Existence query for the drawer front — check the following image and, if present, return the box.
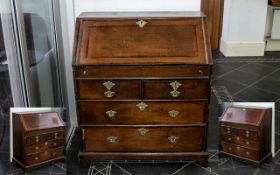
[26,131,64,146]
[221,126,258,141]
[143,80,209,99]
[25,147,63,166]
[75,65,210,78]
[83,126,205,152]
[221,142,259,161]
[25,139,64,155]
[78,101,207,125]
[221,134,258,149]
[77,80,141,99]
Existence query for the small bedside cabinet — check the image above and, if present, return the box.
[13,112,65,170]
[220,106,272,166]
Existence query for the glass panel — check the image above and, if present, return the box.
[17,0,62,107]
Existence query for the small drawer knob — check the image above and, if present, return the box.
[106,110,117,118]
[246,131,250,137]
[82,70,87,75]
[35,146,39,150]
[246,151,250,155]
[54,132,58,139]
[44,151,48,155]
[228,147,232,151]
[53,142,57,146]
[246,141,250,145]
[53,152,57,156]
[168,136,179,143]
[138,128,149,136]
[107,136,118,143]
[198,70,203,74]
[45,141,49,145]
[236,136,240,141]
[237,146,240,150]
[227,137,232,141]
[35,157,39,160]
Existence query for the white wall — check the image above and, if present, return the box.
[220,0,268,56]
[74,0,201,17]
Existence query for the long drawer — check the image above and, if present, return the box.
[221,142,259,161]
[25,147,63,166]
[78,101,207,125]
[220,134,258,149]
[82,126,206,152]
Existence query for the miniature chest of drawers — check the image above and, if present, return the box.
[13,112,65,170]
[220,106,272,165]
[72,12,212,167]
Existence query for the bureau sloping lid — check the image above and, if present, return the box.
[220,106,269,126]
[73,12,212,66]
[17,112,64,131]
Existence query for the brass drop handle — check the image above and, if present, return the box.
[35,136,39,142]
[136,19,147,28]
[246,131,250,137]
[104,90,115,98]
[103,81,116,98]
[138,128,149,136]
[168,110,180,118]
[107,136,118,143]
[227,128,231,134]
[136,102,148,111]
[170,90,181,98]
[106,110,117,118]
[168,136,179,143]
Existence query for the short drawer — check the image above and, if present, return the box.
[76,80,141,99]
[221,142,259,161]
[221,134,258,149]
[143,79,209,99]
[25,131,64,146]
[25,139,64,155]
[74,65,210,78]
[82,126,206,152]
[25,147,63,166]
[78,101,207,125]
[220,126,258,141]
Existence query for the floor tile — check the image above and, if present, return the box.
[234,87,280,102]
[220,70,263,86]
[211,64,234,79]
[267,69,280,81]
[238,63,276,76]
[253,78,280,95]
[212,78,247,94]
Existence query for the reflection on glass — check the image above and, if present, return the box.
[19,0,61,107]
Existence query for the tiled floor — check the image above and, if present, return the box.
[67,52,280,175]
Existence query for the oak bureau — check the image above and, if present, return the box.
[13,112,65,170]
[72,12,212,167]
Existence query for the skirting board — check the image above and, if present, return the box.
[265,39,280,51]
[220,38,265,57]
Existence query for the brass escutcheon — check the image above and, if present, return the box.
[136,102,148,111]
[107,136,118,143]
[106,110,117,118]
[170,90,181,98]
[104,90,115,98]
[170,81,182,90]
[138,128,149,136]
[103,81,115,90]
[168,136,179,143]
[168,110,180,118]
[136,19,147,28]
